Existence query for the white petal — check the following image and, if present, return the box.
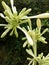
[10,0,17,13]
[10,0,13,7]
[10,0,14,12]
[14,6,16,12]
[0,24,7,26]
[0,13,5,18]
[13,6,17,13]
[35,13,49,18]
[17,26,33,46]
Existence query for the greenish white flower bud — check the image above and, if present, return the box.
[36,19,41,29]
[19,8,26,15]
[2,1,11,12]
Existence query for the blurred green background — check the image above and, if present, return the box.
[0,0,49,65]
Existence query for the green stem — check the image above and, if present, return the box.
[33,40,37,65]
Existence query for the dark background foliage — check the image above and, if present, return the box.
[0,0,49,65]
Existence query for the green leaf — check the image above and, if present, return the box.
[22,37,26,40]
[38,36,47,44]
[14,28,18,37]
[1,27,12,38]
[10,30,13,36]
[26,49,34,57]
[23,41,27,48]
[41,28,48,35]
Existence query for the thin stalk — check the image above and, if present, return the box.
[33,40,37,65]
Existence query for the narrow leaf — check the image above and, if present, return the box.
[1,27,11,38]
[23,41,27,47]
[41,28,48,35]
[14,28,18,37]
[0,13,5,18]
[26,49,34,57]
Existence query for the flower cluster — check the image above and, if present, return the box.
[0,0,49,65]
[22,19,48,48]
[0,0,31,38]
[27,49,49,65]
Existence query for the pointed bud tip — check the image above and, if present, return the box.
[1,35,4,38]
[2,1,5,6]
[29,8,32,11]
